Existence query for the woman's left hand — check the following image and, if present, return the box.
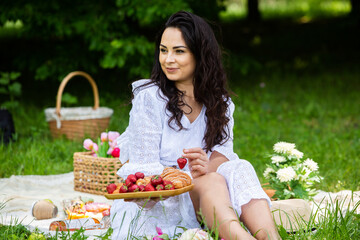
[182,147,209,179]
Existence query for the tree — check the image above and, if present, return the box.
[247,0,261,22]
[0,0,224,86]
[350,0,360,16]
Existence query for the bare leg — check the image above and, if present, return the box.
[190,172,255,240]
[241,199,281,240]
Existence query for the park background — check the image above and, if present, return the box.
[0,0,359,224]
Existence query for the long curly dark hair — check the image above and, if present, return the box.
[141,11,230,152]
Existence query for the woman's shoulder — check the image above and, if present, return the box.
[132,79,166,103]
[132,79,155,93]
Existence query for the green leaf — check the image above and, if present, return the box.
[8,82,22,96]
[0,72,9,80]
[61,93,78,105]
[0,87,7,94]
[0,78,9,85]
[110,39,124,49]
[101,53,117,68]
[9,72,21,80]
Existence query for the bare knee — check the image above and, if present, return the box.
[193,172,226,193]
[190,172,227,213]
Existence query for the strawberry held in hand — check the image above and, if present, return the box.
[177,157,187,169]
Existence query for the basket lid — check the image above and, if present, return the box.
[45,107,113,129]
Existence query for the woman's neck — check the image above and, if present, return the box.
[175,82,195,98]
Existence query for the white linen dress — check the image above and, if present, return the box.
[110,79,270,239]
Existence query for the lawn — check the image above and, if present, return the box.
[1,0,359,239]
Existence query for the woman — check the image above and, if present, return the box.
[111,11,280,240]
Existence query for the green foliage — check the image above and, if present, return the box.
[0,0,192,83]
[276,199,360,239]
[263,142,322,200]
[220,0,351,21]
[0,224,31,240]
[61,93,78,107]
[0,72,22,109]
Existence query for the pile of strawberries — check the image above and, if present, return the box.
[106,172,174,194]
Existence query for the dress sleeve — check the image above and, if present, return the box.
[211,98,238,161]
[116,85,164,178]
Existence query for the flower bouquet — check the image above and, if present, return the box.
[263,142,322,200]
[73,131,125,195]
[83,131,120,158]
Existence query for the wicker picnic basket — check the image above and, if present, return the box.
[44,71,113,140]
[73,152,125,195]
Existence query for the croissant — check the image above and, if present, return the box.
[161,167,178,178]
[162,168,192,189]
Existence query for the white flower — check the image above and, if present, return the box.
[179,228,213,240]
[276,167,296,182]
[263,167,275,178]
[289,149,304,159]
[304,158,319,171]
[271,155,287,164]
[273,142,296,154]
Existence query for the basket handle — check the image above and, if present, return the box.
[55,71,100,116]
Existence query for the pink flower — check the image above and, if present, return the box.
[100,132,108,142]
[156,227,163,235]
[108,131,120,143]
[152,227,169,240]
[92,143,98,152]
[83,139,94,151]
[108,140,117,149]
[107,147,114,155]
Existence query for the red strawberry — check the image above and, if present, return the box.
[111,147,120,158]
[138,185,145,191]
[177,157,187,169]
[156,184,164,191]
[106,183,117,194]
[128,184,140,192]
[127,174,137,183]
[120,185,128,193]
[144,183,155,192]
[125,178,133,187]
[135,172,145,179]
[163,180,175,190]
[151,175,163,186]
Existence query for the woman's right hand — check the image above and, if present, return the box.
[182,147,210,179]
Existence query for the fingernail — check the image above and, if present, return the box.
[183,149,188,153]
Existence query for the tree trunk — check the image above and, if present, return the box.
[350,0,360,16]
[247,0,261,22]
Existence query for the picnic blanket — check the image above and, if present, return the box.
[0,172,113,238]
[1,172,359,237]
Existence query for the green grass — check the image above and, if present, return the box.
[229,69,360,192]
[0,68,359,192]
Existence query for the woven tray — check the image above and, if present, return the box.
[73,152,124,195]
[45,71,113,140]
